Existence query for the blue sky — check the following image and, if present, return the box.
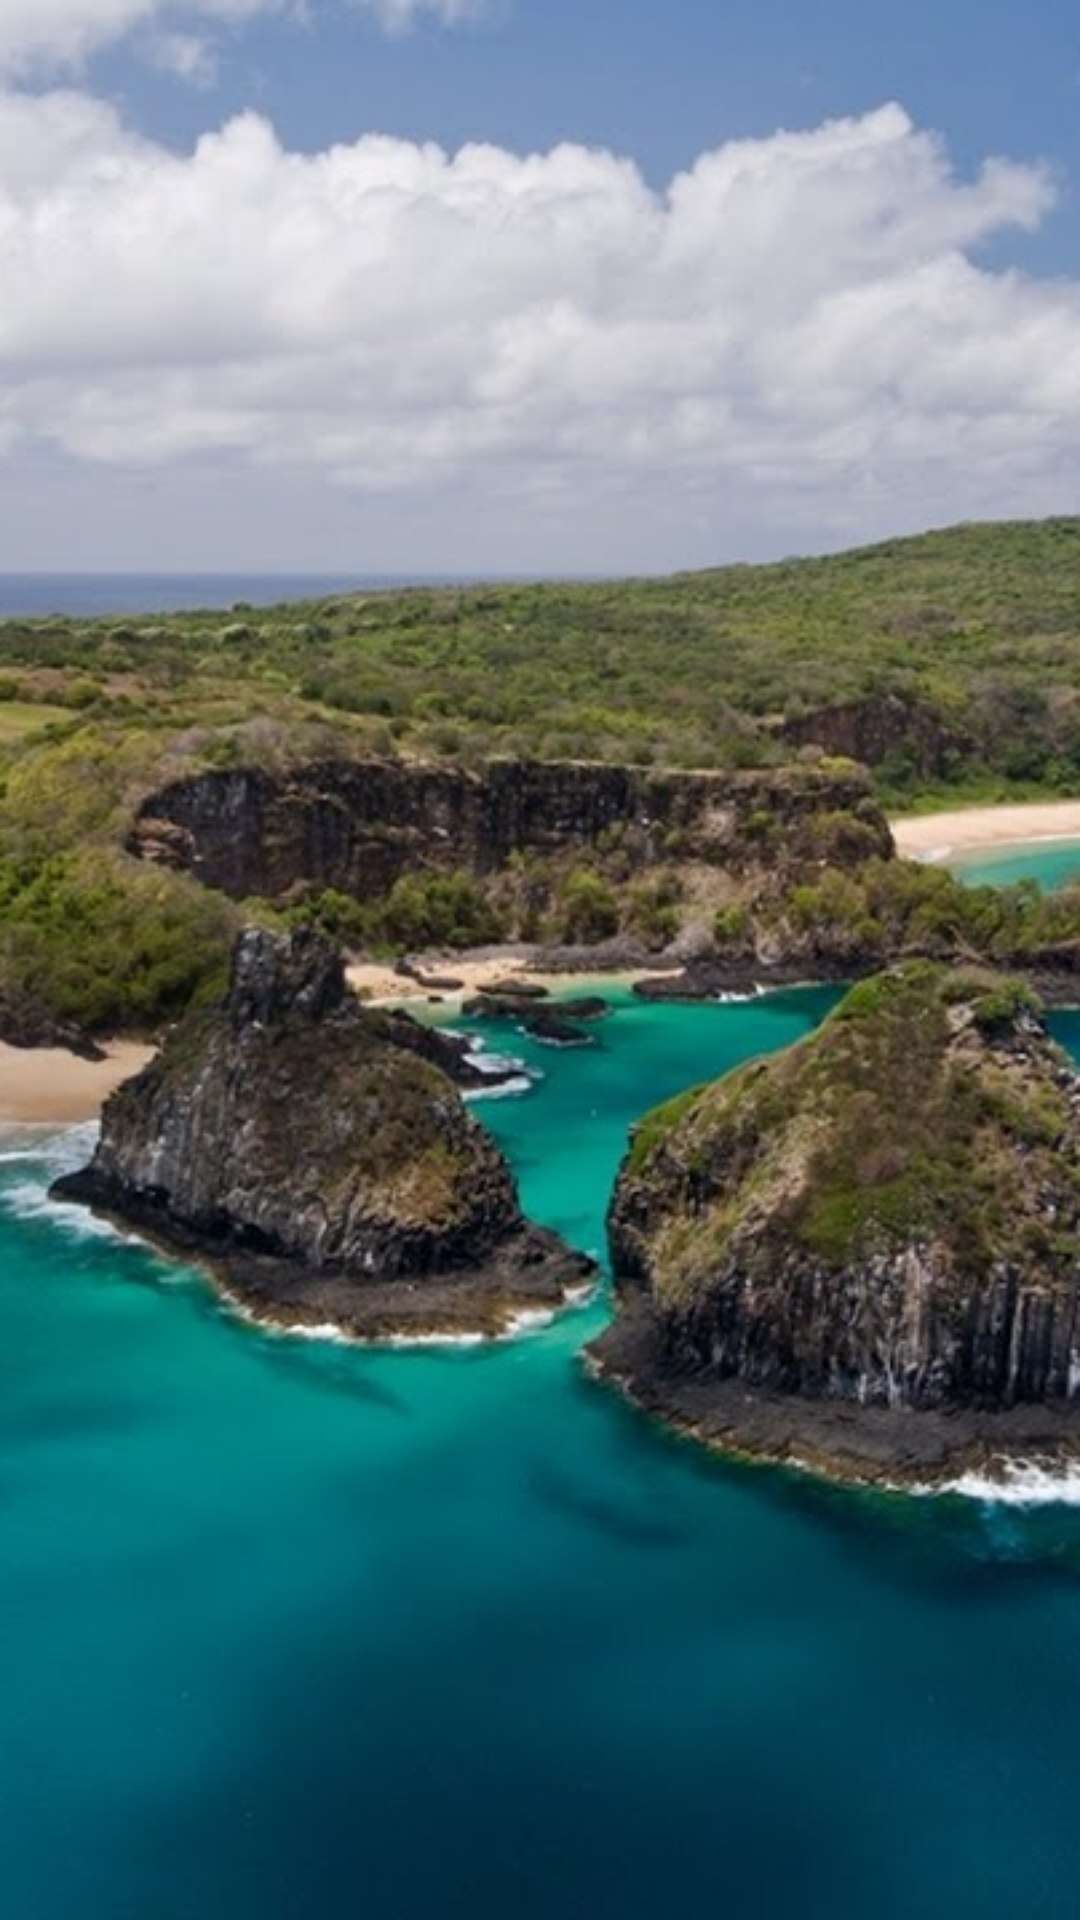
[1,0,1078,572]
[93,0,1080,262]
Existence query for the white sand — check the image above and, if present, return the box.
[891,801,1080,862]
[346,953,671,1007]
[0,1041,155,1126]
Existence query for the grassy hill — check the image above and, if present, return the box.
[4,516,1080,1042]
[2,517,1080,801]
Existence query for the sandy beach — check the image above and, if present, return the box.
[891,801,1080,862]
[0,1041,155,1126]
[346,952,672,1007]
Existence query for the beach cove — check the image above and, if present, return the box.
[6,979,1080,1919]
[3,825,1080,1913]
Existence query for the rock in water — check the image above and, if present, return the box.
[54,928,593,1341]
[590,964,1080,1485]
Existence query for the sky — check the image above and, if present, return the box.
[1,0,1079,574]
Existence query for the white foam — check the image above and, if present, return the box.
[502,1306,557,1337]
[384,1328,488,1350]
[222,1281,594,1352]
[0,1180,129,1242]
[0,1122,128,1243]
[914,845,953,865]
[936,1459,1080,1507]
[463,1075,534,1102]
[714,986,766,1004]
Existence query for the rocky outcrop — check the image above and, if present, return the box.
[129,757,893,901]
[53,928,593,1340]
[775,693,972,779]
[0,985,105,1061]
[590,965,1080,1484]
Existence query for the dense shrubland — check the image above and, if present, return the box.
[4,518,1080,1039]
[2,518,1080,791]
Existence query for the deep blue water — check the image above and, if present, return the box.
[0,574,479,617]
[5,985,1080,1919]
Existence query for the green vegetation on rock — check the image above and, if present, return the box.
[6,517,1080,1041]
[619,963,1077,1293]
[2,518,1080,786]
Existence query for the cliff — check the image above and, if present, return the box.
[590,964,1080,1484]
[129,757,892,901]
[53,928,593,1340]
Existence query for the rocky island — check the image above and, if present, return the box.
[590,963,1080,1485]
[53,928,594,1341]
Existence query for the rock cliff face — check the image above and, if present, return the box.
[590,965,1080,1483]
[53,928,593,1339]
[129,758,892,901]
[775,693,971,779]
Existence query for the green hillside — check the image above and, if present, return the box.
[2,516,1080,799]
[4,516,1080,1044]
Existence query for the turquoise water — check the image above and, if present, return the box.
[6,987,1080,1918]
[951,839,1080,892]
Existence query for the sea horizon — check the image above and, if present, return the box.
[0,571,541,619]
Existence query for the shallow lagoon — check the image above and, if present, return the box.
[950,837,1080,893]
[5,979,1080,1919]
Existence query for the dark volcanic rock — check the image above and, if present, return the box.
[478,979,549,1000]
[590,964,1080,1484]
[128,758,892,901]
[462,995,600,1044]
[53,928,593,1340]
[522,1013,593,1047]
[0,987,105,1061]
[775,692,972,779]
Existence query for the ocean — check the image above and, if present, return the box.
[5,976,1080,1919]
[6,860,1076,1920]
[0,574,483,618]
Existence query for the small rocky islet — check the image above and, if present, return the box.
[590,962,1080,1485]
[53,928,594,1342]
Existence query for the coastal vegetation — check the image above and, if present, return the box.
[4,516,1080,1041]
[2,517,1080,793]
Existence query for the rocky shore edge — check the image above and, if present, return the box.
[586,1307,1080,1490]
[52,1162,595,1344]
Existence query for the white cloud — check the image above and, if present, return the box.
[0,0,481,74]
[0,0,277,73]
[145,29,218,85]
[0,94,1078,566]
[361,0,486,29]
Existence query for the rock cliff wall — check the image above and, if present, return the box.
[129,758,893,901]
[54,928,593,1339]
[591,965,1080,1482]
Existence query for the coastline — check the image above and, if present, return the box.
[891,800,1080,862]
[0,1040,156,1127]
[586,1320,1080,1493]
[10,796,1080,1131]
[0,958,663,1129]
[347,952,674,1008]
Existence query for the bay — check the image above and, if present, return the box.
[4,987,1080,1917]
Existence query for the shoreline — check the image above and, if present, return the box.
[0,1040,156,1127]
[891,800,1080,863]
[585,1323,1080,1494]
[346,951,675,1008]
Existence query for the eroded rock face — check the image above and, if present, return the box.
[128,758,893,901]
[53,928,593,1339]
[776,693,971,779]
[590,965,1080,1483]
